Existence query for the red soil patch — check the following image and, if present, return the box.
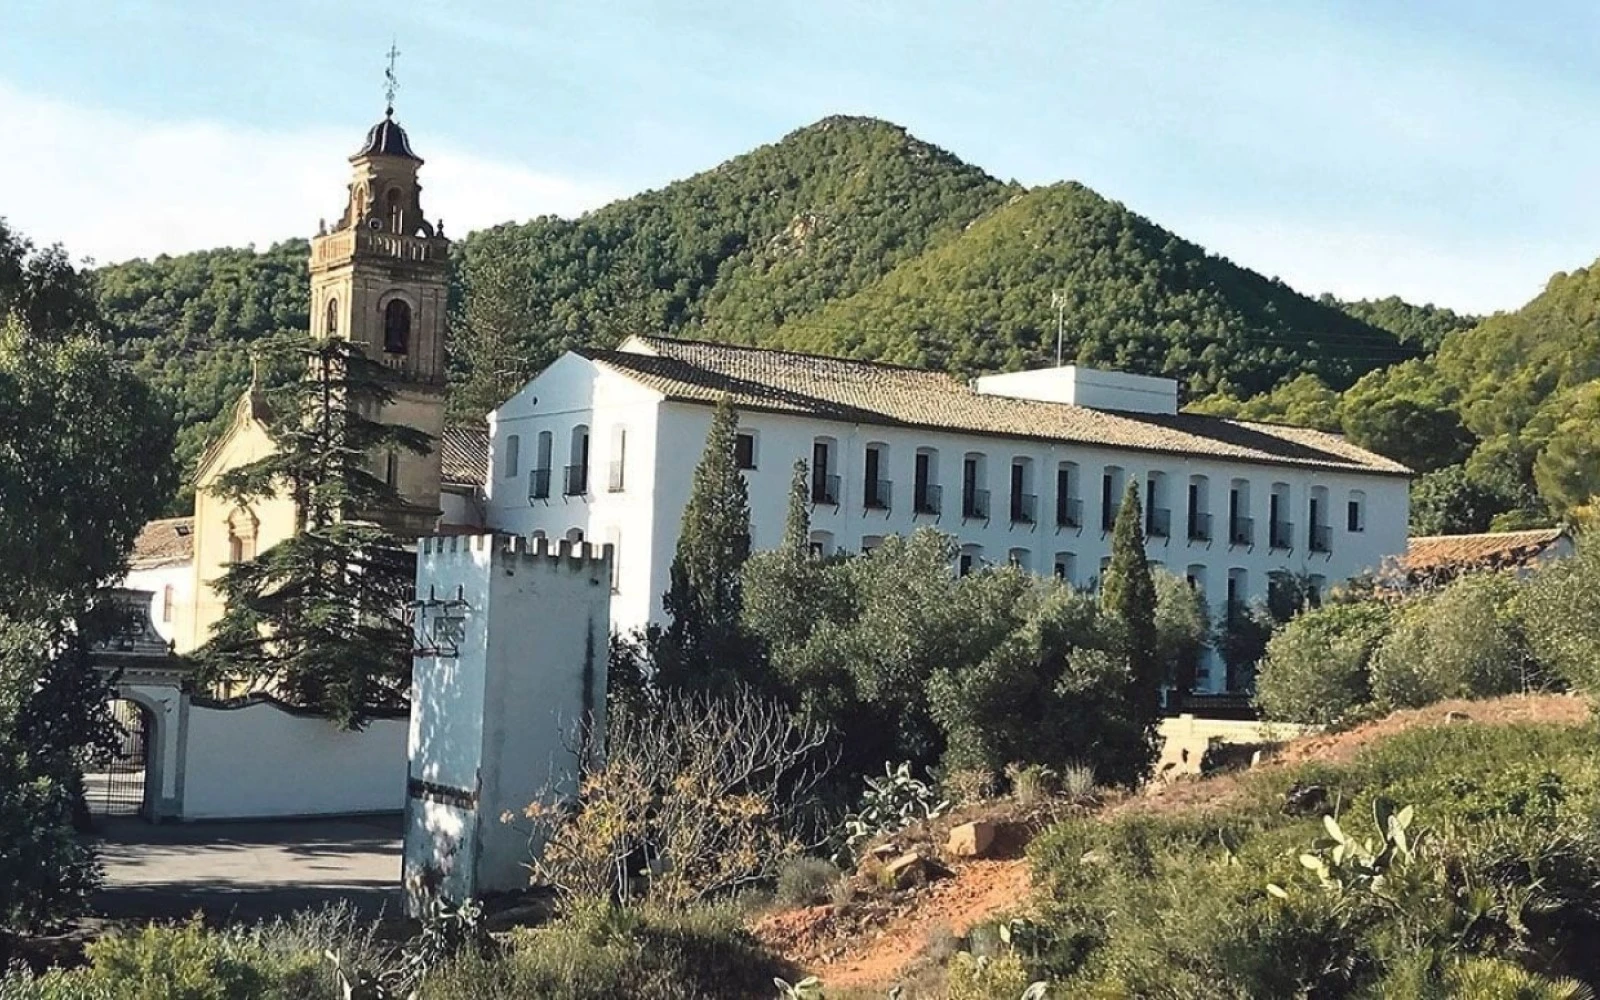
[758,693,1591,990]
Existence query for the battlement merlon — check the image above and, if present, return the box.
[418,533,615,570]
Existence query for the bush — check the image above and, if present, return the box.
[1369,572,1536,709]
[1253,601,1393,724]
[1519,535,1600,694]
[773,857,840,908]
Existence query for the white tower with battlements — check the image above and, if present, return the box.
[401,533,611,910]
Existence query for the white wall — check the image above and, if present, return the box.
[180,700,407,820]
[122,563,191,646]
[480,359,1410,694]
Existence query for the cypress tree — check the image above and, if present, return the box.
[1101,479,1162,775]
[198,337,431,729]
[655,397,756,691]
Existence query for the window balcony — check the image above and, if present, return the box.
[1310,523,1332,553]
[564,464,589,497]
[812,474,841,506]
[1056,496,1083,529]
[1270,520,1295,550]
[865,478,893,511]
[914,483,942,515]
[528,467,551,501]
[1229,516,1254,546]
[1146,507,1171,539]
[1188,511,1212,542]
[1010,492,1037,525]
[962,488,990,520]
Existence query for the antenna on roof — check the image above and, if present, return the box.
[1050,290,1068,367]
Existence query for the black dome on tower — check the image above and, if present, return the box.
[354,112,420,161]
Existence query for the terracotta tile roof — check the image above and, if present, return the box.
[1402,528,1570,576]
[440,425,488,485]
[576,337,1411,477]
[130,516,194,568]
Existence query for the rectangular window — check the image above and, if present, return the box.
[1348,499,1365,532]
[161,585,174,623]
[503,435,520,480]
[735,433,756,470]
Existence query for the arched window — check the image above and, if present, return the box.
[386,188,405,234]
[383,299,411,354]
[161,585,175,624]
[325,298,339,336]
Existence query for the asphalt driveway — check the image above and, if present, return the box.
[92,815,404,923]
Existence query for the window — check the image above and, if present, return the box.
[1347,491,1367,532]
[958,544,983,578]
[1053,552,1077,583]
[324,298,338,336]
[1269,483,1292,550]
[565,527,585,546]
[504,435,521,480]
[914,448,940,515]
[1186,564,1207,594]
[605,527,622,592]
[962,453,989,519]
[609,426,627,493]
[812,438,839,504]
[862,535,884,554]
[530,431,553,500]
[1187,475,1211,542]
[226,509,257,565]
[1101,466,1125,531]
[1229,479,1253,545]
[1010,458,1036,525]
[864,443,891,510]
[383,298,411,354]
[735,432,757,470]
[1309,486,1331,553]
[1146,471,1170,538]
[385,450,399,488]
[386,188,404,233]
[1307,574,1326,609]
[161,585,175,624]
[565,425,590,496]
[1056,461,1082,528]
[1227,568,1248,614]
[1008,547,1032,571]
[809,530,835,558]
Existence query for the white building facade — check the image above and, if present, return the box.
[483,337,1411,694]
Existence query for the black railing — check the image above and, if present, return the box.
[914,483,942,515]
[1056,496,1083,529]
[1230,516,1254,546]
[564,464,588,497]
[528,467,551,501]
[608,461,625,493]
[962,488,990,520]
[812,474,841,506]
[1310,523,1332,553]
[1270,520,1295,550]
[1147,507,1171,539]
[865,478,893,510]
[1011,492,1037,525]
[1188,511,1212,542]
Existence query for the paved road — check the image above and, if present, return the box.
[92,815,404,923]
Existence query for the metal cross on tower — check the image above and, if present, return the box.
[384,41,401,117]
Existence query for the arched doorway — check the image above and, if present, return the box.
[84,698,153,820]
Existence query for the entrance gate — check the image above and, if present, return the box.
[85,698,151,818]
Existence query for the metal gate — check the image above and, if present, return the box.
[85,698,150,818]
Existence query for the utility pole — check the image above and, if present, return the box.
[1051,290,1068,367]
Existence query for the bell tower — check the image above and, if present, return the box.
[308,95,450,536]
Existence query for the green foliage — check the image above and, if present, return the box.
[1323,294,1478,352]
[1518,534,1600,693]
[1532,380,1600,512]
[836,762,950,861]
[1369,573,1536,709]
[773,856,841,908]
[1254,601,1394,725]
[1186,373,1342,431]
[654,399,759,693]
[196,337,428,727]
[740,462,827,654]
[1340,359,1473,474]
[1152,568,1210,696]
[1100,482,1161,773]
[1409,463,1521,536]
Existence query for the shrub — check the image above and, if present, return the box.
[1004,763,1057,806]
[79,919,276,1000]
[1519,535,1600,694]
[773,857,840,908]
[944,952,1038,1000]
[1370,572,1535,709]
[836,761,948,862]
[1253,600,1392,724]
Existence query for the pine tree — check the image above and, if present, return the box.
[654,398,756,692]
[1100,479,1162,775]
[198,337,431,728]
[742,461,817,657]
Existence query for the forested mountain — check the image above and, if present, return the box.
[86,114,1520,521]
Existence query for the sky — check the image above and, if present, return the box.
[5,0,1600,315]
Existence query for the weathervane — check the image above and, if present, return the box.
[383,41,401,117]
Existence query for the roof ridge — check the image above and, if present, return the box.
[630,334,965,379]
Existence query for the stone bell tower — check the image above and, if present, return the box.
[307,104,450,536]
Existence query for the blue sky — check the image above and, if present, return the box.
[5,0,1600,314]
